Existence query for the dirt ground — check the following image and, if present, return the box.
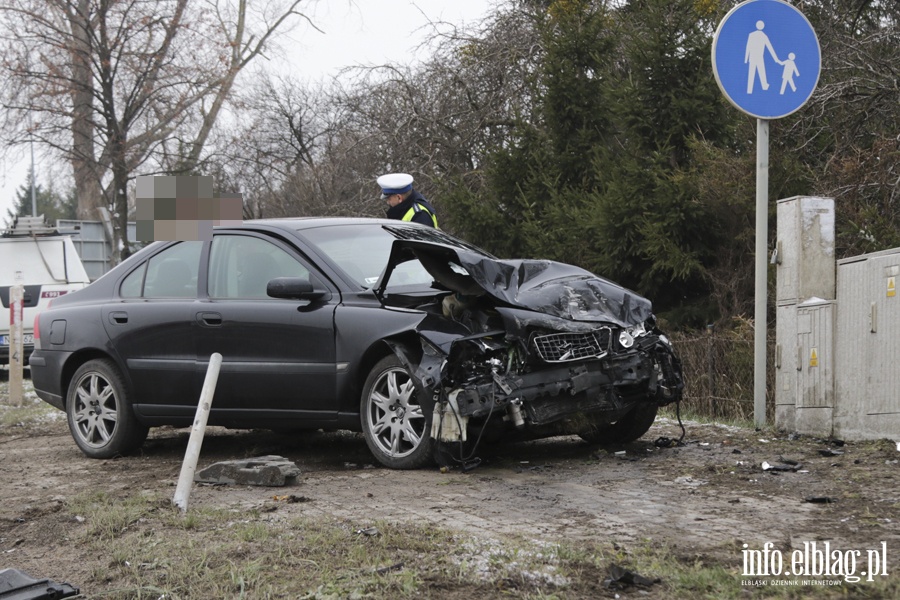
[2,382,900,595]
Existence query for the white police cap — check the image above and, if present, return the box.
[377,173,414,199]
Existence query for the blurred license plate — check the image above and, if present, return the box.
[0,334,34,346]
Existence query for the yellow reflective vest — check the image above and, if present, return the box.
[402,203,439,228]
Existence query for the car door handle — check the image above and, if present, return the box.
[109,311,128,324]
[198,312,222,326]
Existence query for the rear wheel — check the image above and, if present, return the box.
[66,359,148,458]
[361,355,434,469]
[579,403,658,445]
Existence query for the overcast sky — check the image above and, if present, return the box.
[0,0,493,224]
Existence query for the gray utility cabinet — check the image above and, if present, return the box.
[795,298,835,435]
[774,196,836,305]
[774,196,836,436]
[775,196,900,440]
[834,249,900,440]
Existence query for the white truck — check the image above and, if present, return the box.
[1,216,91,365]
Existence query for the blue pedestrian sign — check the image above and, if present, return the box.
[712,0,820,119]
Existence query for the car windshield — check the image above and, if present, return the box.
[300,223,491,290]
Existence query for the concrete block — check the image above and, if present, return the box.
[195,455,301,486]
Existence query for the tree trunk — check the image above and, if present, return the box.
[69,0,101,220]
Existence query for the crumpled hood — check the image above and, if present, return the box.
[378,239,653,327]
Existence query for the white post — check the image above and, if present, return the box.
[754,119,770,427]
[8,282,24,406]
[173,353,222,512]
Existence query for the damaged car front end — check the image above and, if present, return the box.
[367,231,684,469]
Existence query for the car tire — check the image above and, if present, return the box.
[66,359,149,459]
[361,355,434,469]
[579,403,659,445]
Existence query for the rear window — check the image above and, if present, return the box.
[0,237,90,286]
[119,242,203,298]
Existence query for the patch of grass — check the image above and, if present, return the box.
[68,491,158,541]
[658,407,755,430]
[553,538,900,600]
[62,490,900,598]
[0,377,61,429]
[66,492,492,597]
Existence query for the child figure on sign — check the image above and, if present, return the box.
[779,52,799,94]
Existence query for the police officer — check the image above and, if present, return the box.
[377,173,439,228]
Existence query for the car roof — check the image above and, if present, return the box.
[243,216,411,232]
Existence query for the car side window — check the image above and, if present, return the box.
[208,235,311,299]
[135,242,203,298]
[119,263,146,298]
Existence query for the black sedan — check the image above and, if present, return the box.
[30,218,683,469]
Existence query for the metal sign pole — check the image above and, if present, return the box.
[712,0,820,429]
[754,119,769,427]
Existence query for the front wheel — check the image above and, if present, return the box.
[361,355,434,469]
[578,403,658,445]
[66,359,148,458]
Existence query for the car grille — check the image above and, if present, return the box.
[531,328,612,363]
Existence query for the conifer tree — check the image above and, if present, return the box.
[3,169,77,229]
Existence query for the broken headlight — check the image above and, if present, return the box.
[617,321,652,350]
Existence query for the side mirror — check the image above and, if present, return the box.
[267,277,327,300]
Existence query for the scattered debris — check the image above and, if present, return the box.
[272,494,311,504]
[674,476,707,487]
[0,568,79,599]
[602,564,658,590]
[516,464,552,473]
[804,496,837,504]
[462,458,482,472]
[762,461,803,472]
[818,449,844,457]
[194,456,301,486]
[374,562,404,575]
[653,436,684,448]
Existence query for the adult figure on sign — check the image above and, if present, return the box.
[744,20,780,93]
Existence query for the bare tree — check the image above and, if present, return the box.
[199,3,542,228]
[785,1,900,256]
[0,0,310,261]
[206,74,371,219]
[281,4,543,227]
